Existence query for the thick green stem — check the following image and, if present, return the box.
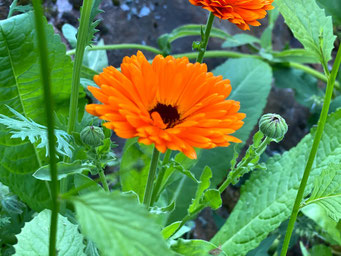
[143,147,160,207]
[66,43,162,56]
[150,149,172,205]
[174,50,260,60]
[99,169,109,192]
[196,12,215,64]
[280,46,341,256]
[32,1,59,255]
[67,0,93,135]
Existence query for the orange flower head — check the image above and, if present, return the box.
[86,51,245,159]
[189,0,274,30]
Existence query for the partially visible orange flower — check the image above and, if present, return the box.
[189,0,274,30]
[86,51,245,159]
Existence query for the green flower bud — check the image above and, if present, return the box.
[80,126,105,147]
[259,113,288,140]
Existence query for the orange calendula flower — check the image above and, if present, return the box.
[86,51,245,159]
[189,0,274,30]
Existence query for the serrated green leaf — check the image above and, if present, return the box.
[317,0,341,25]
[304,163,341,221]
[275,0,336,63]
[168,58,272,223]
[171,239,226,256]
[33,160,95,181]
[211,109,341,255]
[0,12,84,211]
[14,210,85,256]
[72,191,174,256]
[0,106,73,158]
[222,34,260,48]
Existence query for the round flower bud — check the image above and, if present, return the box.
[259,113,288,140]
[80,126,105,147]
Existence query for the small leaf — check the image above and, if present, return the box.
[222,34,260,48]
[150,201,176,215]
[171,239,226,256]
[14,210,85,256]
[83,39,108,73]
[72,191,174,256]
[62,23,77,48]
[188,166,212,213]
[203,189,222,210]
[33,160,96,181]
[162,221,181,239]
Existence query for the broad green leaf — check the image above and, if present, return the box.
[72,191,174,256]
[275,0,336,63]
[302,204,341,245]
[304,163,341,221]
[188,166,212,213]
[73,173,101,195]
[222,34,260,48]
[317,0,341,25]
[33,160,96,181]
[211,109,341,255]
[171,239,226,256]
[168,58,272,223]
[14,210,85,256]
[0,12,84,210]
[119,138,153,203]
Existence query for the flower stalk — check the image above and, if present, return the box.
[280,46,341,256]
[196,12,215,64]
[67,0,93,135]
[32,1,59,255]
[143,147,160,208]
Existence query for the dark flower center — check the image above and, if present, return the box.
[149,103,180,128]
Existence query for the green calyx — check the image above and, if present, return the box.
[259,113,288,141]
[80,126,105,147]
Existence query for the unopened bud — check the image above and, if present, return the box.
[259,113,288,140]
[80,126,105,147]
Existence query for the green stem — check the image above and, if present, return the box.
[196,12,215,64]
[173,50,259,60]
[67,0,93,135]
[66,43,162,56]
[280,46,341,256]
[7,0,18,18]
[150,149,172,205]
[99,169,109,192]
[143,147,160,207]
[218,137,272,193]
[32,1,59,256]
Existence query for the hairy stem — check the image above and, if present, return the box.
[67,0,93,135]
[280,46,341,256]
[143,147,160,208]
[196,12,215,64]
[32,1,59,255]
[99,168,110,192]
